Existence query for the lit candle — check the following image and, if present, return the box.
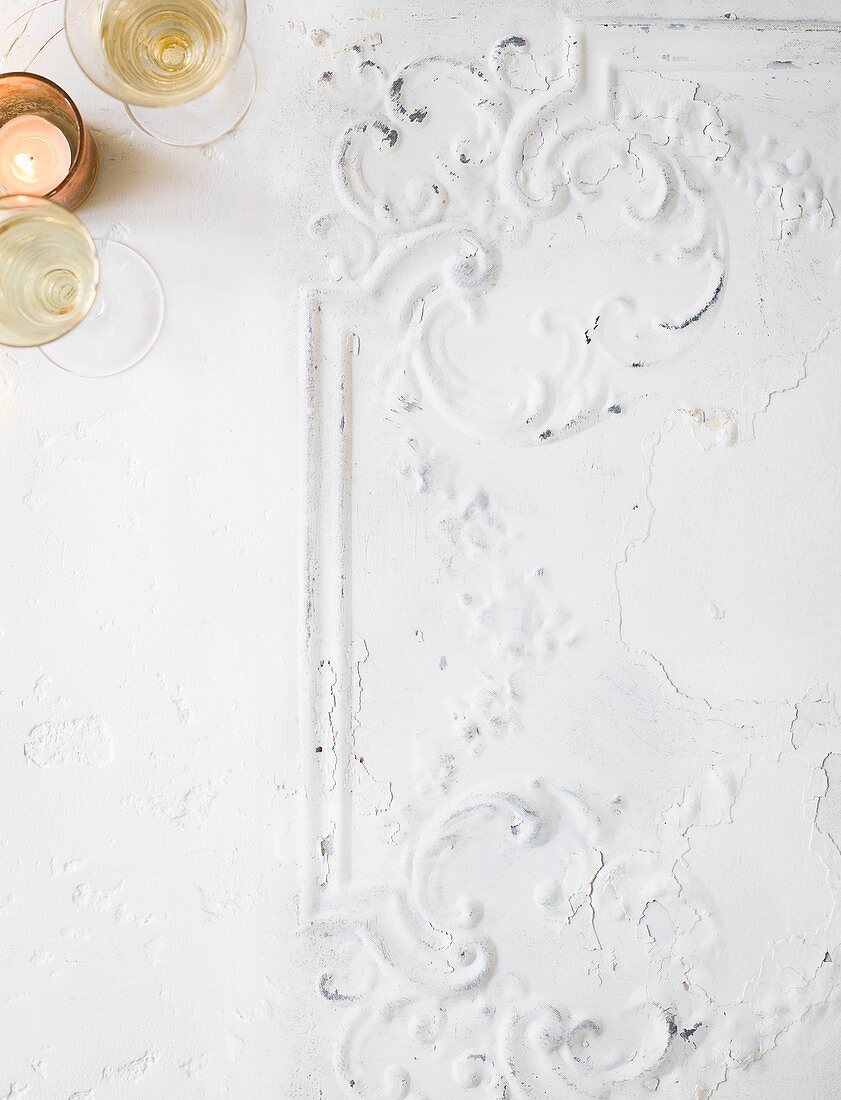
[0,114,72,197]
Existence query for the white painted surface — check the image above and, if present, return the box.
[3,2,841,1097]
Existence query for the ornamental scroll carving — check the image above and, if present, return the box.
[314,34,728,446]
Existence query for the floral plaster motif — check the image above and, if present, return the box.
[398,433,578,784]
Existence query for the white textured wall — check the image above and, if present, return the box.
[3,2,841,1098]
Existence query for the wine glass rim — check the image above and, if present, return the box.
[63,0,248,109]
[0,70,85,196]
[64,0,130,105]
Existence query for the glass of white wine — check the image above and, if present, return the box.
[64,0,255,147]
[0,195,164,376]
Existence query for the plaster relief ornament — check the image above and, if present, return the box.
[302,20,841,1100]
[315,35,728,446]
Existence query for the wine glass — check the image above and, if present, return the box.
[64,0,255,147]
[0,195,164,376]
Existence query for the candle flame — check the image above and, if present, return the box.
[13,152,39,181]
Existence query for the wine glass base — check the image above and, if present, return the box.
[124,45,256,147]
[40,240,164,377]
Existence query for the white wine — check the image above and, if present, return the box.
[100,0,241,106]
[0,198,98,348]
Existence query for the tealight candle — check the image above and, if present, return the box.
[0,114,72,196]
[0,73,99,210]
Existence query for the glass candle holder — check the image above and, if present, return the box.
[0,73,99,210]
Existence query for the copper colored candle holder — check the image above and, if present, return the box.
[0,72,99,210]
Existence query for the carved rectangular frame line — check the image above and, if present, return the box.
[300,287,353,921]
